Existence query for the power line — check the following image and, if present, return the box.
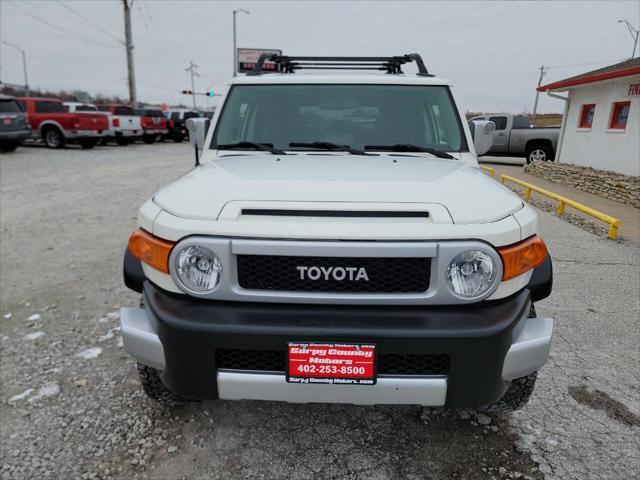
[7,0,121,49]
[54,0,124,45]
[136,1,175,93]
[140,0,177,85]
[545,59,623,70]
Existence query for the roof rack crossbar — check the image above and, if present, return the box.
[248,54,434,77]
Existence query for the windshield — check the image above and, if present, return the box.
[211,84,466,152]
[76,105,98,112]
[36,101,66,113]
[0,100,22,113]
[115,106,133,115]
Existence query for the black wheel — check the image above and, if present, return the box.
[525,144,553,164]
[478,303,539,413]
[137,363,191,407]
[478,372,539,414]
[143,135,155,144]
[115,137,129,146]
[172,135,185,143]
[42,127,66,149]
[136,296,194,407]
[79,138,98,149]
[0,141,20,152]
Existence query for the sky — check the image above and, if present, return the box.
[1,0,638,113]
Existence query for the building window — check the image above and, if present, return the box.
[578,104,595,129]
[609,101,630,130]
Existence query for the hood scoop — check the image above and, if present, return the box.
[241,209,430,219]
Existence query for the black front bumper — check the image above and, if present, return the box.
[143,281,532,407]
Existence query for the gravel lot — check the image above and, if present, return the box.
[1,143,639,480]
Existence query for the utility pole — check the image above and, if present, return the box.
[618,19,640,58]
[532,65,547,124]
[232,9,249,77]
[2,42,29,96]
[186,61,200,109]
[123,0,137,106]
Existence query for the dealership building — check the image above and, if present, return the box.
[538,58,640,177]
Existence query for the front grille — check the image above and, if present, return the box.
[216,349,284,372]
[216,349,449,376]
[241,209,429,218]
[236,255,430,293]
[377,353,449,376]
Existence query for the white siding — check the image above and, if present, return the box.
[558,75,639,177]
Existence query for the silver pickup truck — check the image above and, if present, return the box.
[469,114,559,164]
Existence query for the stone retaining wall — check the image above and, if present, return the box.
[524,162,640,208]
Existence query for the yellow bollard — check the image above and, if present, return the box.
[499,174,621,240]
[608,222,620,240]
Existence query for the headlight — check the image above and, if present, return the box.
[174,245,223,293]
[446,250,496,298]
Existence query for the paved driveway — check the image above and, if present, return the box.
[1,144,638,479]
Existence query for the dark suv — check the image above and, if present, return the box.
[164,110,200,142]
[0,96,31,152]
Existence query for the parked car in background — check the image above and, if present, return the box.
[64,101,112,142]
[163,109,199,142]
[96,104,142,145]
[201,109,216,120]
[17,97,108,149]
[469,114,560,163]
[0,95,31,152]
[134,109,168,144]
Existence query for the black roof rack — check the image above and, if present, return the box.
[248,54,434,77]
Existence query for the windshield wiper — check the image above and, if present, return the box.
[289,141,375,156]
[217,142,286,155]
[364,144,454,159]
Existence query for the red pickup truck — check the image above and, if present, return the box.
[17,97,109,149]
[134,109,168,144]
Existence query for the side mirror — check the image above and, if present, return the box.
[468,120,495,156]
[186,117,211,152]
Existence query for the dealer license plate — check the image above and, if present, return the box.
[287,342,376,385]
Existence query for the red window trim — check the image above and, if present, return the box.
[609,101,631,130]
[578,103,595,129]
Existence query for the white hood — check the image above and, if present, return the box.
[153,154,523,224]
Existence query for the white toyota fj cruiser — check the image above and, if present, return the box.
[121,54,554,412]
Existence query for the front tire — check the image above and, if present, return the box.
[137,363,191,407]
[43,127,66,149]
[135,296,193,407]
[143,135,156,144]
[478,304,539,413]
[525,144,553,164]
[478,372,539,414]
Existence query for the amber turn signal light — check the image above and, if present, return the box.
[128,228,175,274]
[497,236,548,281]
